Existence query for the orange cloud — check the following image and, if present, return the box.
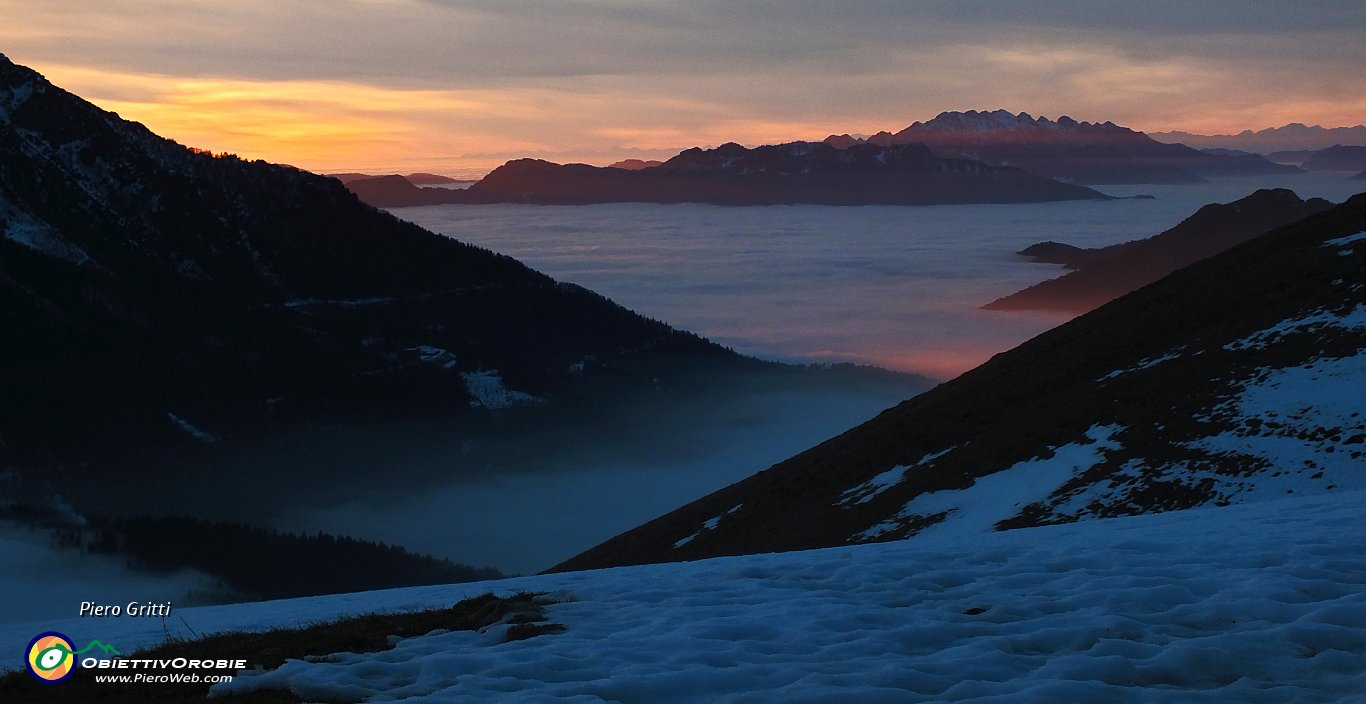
[34,64,539,173]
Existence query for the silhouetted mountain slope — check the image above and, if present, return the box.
[1302,145,1366,172]
[1014,241,1096,268]
[346,141,1107,207]
[0,54,768,468]
[1265,149,1317,164]
[343,174,449,207]
[556,191,1366,572]
[826,110,1301,184]
[984,189,1335,313]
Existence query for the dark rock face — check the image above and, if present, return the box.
[825,110,1302,184]
[555,191,1366,573]
[985,189,1336,313]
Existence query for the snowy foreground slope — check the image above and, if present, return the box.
[7,490,1365,701]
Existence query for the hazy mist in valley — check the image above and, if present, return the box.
[400,174,1365,379]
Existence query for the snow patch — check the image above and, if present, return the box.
[1224,303,1366,351]
[1322,230,1366,248]
[1099,350,1183,381]
[1186,350,1366,493]
[837,447,954,507]
[460,370,539,409]
[166,412,220,443]
[672,504,743,549]
[0,198,92,265]
[0,81,35,120]
[858,424,1122,541]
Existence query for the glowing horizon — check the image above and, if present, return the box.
[5,1,1363,176]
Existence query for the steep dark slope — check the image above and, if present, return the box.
[827,110,1301,184]
[984,189,1335,313]
[556,191,1366,572]
[346,141,1107,207]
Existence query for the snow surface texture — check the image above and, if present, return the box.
[7,491,1361,701]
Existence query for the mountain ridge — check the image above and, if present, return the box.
[823,110,1300,184]
[984,189,1336,313]
[1149,123,1366,153]
[343,140,1108,207]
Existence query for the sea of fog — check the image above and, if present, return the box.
[399,173,1366,379]
[10,175,1362,622]
[289,174,1363,576]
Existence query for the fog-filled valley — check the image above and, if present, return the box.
[399,174,1365,379]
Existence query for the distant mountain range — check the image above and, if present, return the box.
[344,141,1107,207]
[1149,123,1366,153]
[983,189,1335,313]
[557,189,1366,571]
[823,110,1299,184]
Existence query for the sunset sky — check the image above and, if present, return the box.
[3,1,1362,177]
